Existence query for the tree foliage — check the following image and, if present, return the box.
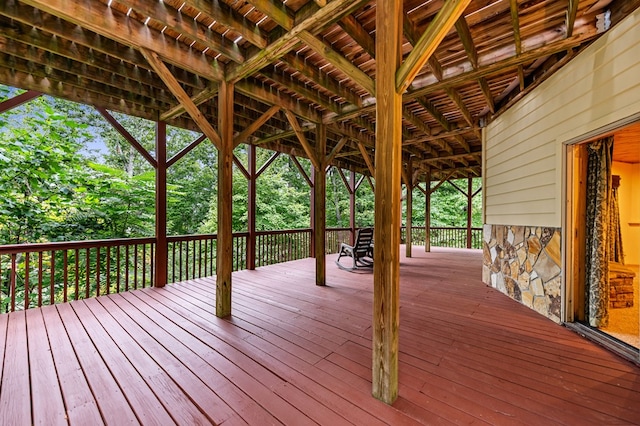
[0,85,482,247]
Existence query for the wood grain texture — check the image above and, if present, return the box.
[216,81,234,318]
[372,0,403,404]
[2,249,640,424]
[314,124,327,286]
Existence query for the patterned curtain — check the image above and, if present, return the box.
[610,183,624,264]
[585,136,613,328]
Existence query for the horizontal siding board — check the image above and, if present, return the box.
[485,9,640,227]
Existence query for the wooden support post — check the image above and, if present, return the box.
[310,171,316,258]
[405,157,413,258]
[350,170,356,245]
[466,176,473,249]
[372,0,402,404]
[216,82,234,318]
[425,169,432,253]
[247,144,257,270]
[154,121,167,287]
[315,124,327,286]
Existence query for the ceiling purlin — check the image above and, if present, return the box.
[112,0,245,63]
[226,0,370,84]
[508,0,525,93]
[282,53,363,108]
[180,0,268,49]
[407,27,601,101]
[0,3,205,89]
[0,40,174,107]
[455,16,495,114]
[565,0,579,38]
[18,0,225,81]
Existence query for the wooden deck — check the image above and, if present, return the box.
[1,247,639,425]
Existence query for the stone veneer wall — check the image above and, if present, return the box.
[482,225,562,323]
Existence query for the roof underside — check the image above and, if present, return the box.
[0,0,638,181]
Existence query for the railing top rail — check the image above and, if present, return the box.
[256,228,312,236]
[0,237,156,255]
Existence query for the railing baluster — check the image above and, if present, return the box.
[51,250,57,305]
[85,248,90,299]
[96,246,101,297]
[38,252,43,307]
[63,251,68,303]
[106,246,111,294]
[24,253,30,310]
[116,246,121,294]
[125,245,130,291]
[141,244,146,288]
[74,249,79,301]
[133,244,138,290]
[10,253,16,312]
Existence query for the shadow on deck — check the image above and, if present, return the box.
[1,247,639,424]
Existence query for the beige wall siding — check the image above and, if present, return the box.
[484,9,640,227]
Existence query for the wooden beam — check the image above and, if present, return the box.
[232,155,250,180]
[114,0,244,63]
[244,0,293,29]
[298,31,376,95]
[167,134,207,168]
[0,90,41,114]
[396,0,472,93]
[236,80,322,124]
[372,0,403,405]
[509,0,523,55]
[283,53,363,108]
[338,14,376,58]
[314,124,327,286]
[0,4,204,90]
[19,0,224,81]
[160,85,219,122]
[95,107,158,168]
[140,48,222,147]
[257,152,281,178]
[228,0,369,83]
[216,81,234,318]
[284,110,321,171]
[290,155,313,188]
[233,105,281,148]
[182,0,268,49]
[407,30,599,99]
[325,137,349,167]
[357,142,375,176]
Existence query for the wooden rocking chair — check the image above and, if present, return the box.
[335,228,374,271]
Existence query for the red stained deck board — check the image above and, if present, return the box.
[0,312,31,425]
[111,291,307,426]
[56,302,144,424]
[132,283,383,425]
[78,297,224,425]
[25,309,67,426]
[39,305,103,424]
[1,247,640,425]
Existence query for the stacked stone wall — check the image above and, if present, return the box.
[482,225,562,323]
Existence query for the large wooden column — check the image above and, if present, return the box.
[216,81,234,317]
[405,157,413,258]
[349,170,357,245]
[314,124,327,286]
[373,0,403,404]
[425,170,432,252]
[247,144,257,270]
[466,177,473,249]
[155,121,168,287]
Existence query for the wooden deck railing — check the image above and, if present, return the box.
[1,226,478,312]
[0,238,155,313]
[401,226,483,249]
